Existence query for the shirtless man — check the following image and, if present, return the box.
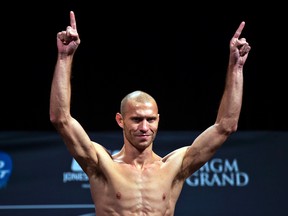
[50,11,251,216]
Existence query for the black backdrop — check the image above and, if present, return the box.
[1,1,288,132]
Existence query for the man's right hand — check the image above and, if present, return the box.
[56,11,81,55]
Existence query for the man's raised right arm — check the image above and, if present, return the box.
[49,11,99,174]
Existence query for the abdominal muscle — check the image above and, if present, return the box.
[88,161,182,216]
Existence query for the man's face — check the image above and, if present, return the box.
[122,101,159,150]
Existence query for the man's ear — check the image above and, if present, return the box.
[115,112,124,128]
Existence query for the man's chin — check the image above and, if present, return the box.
[137,140,152,149]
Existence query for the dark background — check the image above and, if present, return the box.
[1,2,287,132]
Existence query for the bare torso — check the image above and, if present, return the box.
[88,144,187,216]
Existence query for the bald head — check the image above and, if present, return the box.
[120,90,158,116]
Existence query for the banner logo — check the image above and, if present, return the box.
[186,158,249,187]
[0,151,13,189]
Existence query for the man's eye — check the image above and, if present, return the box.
[147,118,156,123]
[132,118,142,122]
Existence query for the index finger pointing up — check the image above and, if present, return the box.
[233,21,245,39]
[70,11,77,30]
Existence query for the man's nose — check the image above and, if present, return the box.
[139,120,149,131]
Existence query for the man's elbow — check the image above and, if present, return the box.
[49,111,70,129]
[217,118,239,135]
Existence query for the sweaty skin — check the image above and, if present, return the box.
[50,11,251,216]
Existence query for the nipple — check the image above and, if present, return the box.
[116,192,121,199]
